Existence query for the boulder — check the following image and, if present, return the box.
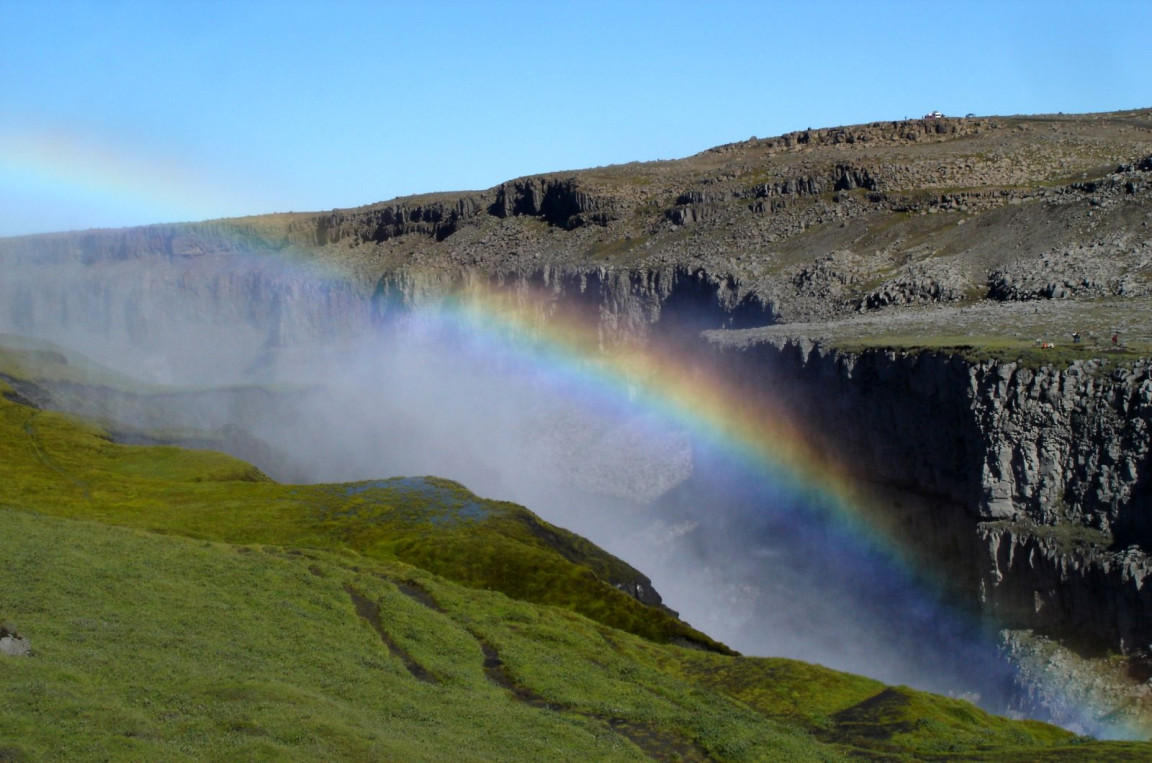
[0,625,30,657]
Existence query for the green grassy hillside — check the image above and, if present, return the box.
[0,370,721,653]
[5,506,1142,761]
[1,369,1148,758]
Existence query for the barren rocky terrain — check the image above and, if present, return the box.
[9,109,1152,350]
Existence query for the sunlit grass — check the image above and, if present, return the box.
[0,380,721,652]
[1,371,1147,758]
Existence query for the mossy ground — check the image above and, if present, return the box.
[1,366,1148,758]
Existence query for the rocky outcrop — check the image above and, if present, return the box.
[786,251,864,312]
[968,359,1152,532]
[989,241,1152,301]
[489,177,612,229]
[309,196,485,245]
[703,116,999,156]
[288,176,618,244]
[667,202,724,226]
[669,165,870,226]
[747,173,829,199]
[862,260,972,309]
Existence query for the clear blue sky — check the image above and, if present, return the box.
[2,0,1149,236]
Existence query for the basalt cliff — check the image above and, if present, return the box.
[5,107,1152,724]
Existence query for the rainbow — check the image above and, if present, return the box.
[353,279,1146,740]
[393,283,917,568]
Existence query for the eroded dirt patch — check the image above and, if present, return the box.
[344,585,437,684]
[469,628,713,760]
[391,579,445,612]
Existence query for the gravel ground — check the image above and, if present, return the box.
[708,296,1152,353]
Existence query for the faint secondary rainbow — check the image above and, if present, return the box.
[0,127,264,232]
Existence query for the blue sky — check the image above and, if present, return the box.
[1,0,1149,236]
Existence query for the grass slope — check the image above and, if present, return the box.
[0,375,721,653]
[3,508,1143,761]
[0,372,1148,757]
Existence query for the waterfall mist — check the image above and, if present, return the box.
[0,251,1104,733]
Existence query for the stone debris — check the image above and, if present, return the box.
[0,624,30,657]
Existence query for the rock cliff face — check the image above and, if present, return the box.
[488,177,614,229]
[0,253,375,384]
[0,256,773,369]
[704,335,1152,653]
[305,196,487,246]
[371,264,773,347]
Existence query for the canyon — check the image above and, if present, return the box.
[4,107,1152,734]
